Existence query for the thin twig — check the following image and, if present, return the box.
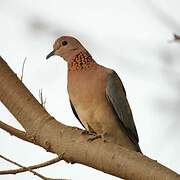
[0,120,36,145]
[20,57,27,81]
[39,88,47,108]
[0,154,64,175]
[0,154,67,180]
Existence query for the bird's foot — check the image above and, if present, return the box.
[81,129,97,136]
[87,132,108,142]
[81,130,101,141]
[87,134,102,142]
[81,129,90,135]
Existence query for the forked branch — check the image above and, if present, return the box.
[0,120,36,144]
[0,154,63,175]
[0,154,66,180]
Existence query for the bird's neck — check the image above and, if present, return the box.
[68,50,96,72]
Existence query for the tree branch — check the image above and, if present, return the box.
[0,154,64,175]
[0,120,36,145]
[0,154,66,180]
[0,56,179,180]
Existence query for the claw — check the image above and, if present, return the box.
[87,134,101,142]
[87,132,108,142]
[81,129,96,136]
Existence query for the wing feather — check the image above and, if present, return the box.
[106,71,139,146]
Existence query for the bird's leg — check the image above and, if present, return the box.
[87,133,101,142]
[72,127,95,136]
[80,123,105,142]
[81,123,96,135]
[81,129,101,141]
[81,129,90,135]
[87,132,109,142]
[81,130,98,136]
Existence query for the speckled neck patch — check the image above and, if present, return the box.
[68,51,96,71]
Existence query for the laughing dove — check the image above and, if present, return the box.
[46,36,141,152]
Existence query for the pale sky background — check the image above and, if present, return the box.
[0,0,180,179]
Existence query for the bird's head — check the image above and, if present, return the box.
[46,36,85,62]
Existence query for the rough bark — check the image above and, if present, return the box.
[0,56,179,180]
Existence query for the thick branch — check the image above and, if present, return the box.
[0,155,63,175]
[0,120,36,144]
[0,56,179,180]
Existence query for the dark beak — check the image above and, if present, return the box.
[46,50,55,59]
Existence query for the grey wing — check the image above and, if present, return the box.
[69,100,86,129]
[106,70,139,146]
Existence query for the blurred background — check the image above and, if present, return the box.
[0,0,180,179]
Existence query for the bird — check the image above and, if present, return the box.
[46,36,141,152]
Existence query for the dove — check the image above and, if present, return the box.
[46,36,141,152]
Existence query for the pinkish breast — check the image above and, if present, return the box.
[67,62,113,132]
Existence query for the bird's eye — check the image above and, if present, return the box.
[62,41,68,46]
